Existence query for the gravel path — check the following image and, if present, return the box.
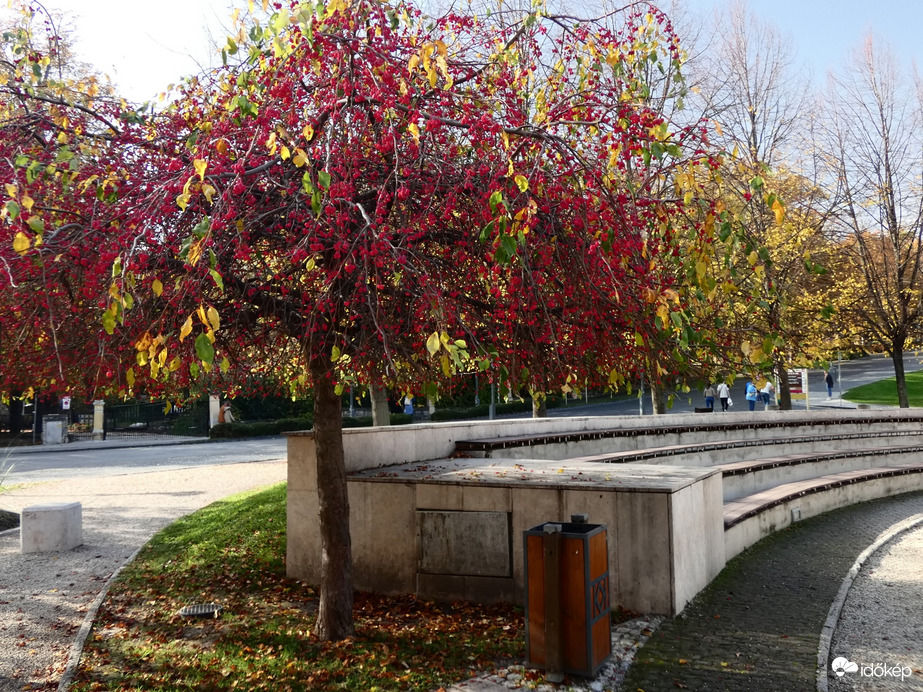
[829,523,923,691]
[0,460,286,691]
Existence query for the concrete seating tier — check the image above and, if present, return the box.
[285,411,923,620]
[561,430,923,468]
[718,444,923,501]
[454,414,923,461]
[724,464,923,560]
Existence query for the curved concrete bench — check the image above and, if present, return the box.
[455,415,923,461]
[719,443,923,501]
[563,430,923,468]
[723,465,923,560]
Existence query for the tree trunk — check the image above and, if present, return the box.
[8,389,23,436]
[775,361,791,410]
[651,384,668,415]
[531,392,547,418]
[890,345,909,408]
[370,385,391,426]
[309,353,355,641]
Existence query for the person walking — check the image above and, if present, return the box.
[824,370,834,399]
[716,381,731,412]
[745,379,759,412]
[761,379,775,408]
[704,383,716,411]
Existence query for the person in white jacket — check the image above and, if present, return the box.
[716,382,731,412]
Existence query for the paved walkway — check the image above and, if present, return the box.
[623,492,923,691]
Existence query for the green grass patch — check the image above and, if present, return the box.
[843,369,923,406]
[70,483,524,691]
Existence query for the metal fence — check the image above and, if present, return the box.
[104,399,209,439]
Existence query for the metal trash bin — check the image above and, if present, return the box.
[523,517,611,678]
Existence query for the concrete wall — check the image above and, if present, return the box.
[286,409,923,468]
[287,428,724,616]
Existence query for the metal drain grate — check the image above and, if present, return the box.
[178,603,223,619]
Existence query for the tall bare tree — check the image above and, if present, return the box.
[823,37,923,407]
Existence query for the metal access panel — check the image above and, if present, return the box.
[417,510,512,577]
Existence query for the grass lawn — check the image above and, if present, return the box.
[843,369,923,406]
[70,483,527,691]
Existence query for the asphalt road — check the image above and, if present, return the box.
[3,438,287,483]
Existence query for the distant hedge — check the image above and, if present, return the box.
[209,413,414,438]
[429,396,563,422]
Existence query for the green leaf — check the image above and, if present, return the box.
[101,309,116,335]
[195,332,215,364]
[190,362,200,379]
[209,269,224,290]
[489,190,504,215]
[318,170,331,189]
[5,201,20,221]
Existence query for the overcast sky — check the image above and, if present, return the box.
[2,0,921,104]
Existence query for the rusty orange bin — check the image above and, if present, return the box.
[523,519,610,678]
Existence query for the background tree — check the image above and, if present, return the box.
[686,0,831,408]
[822,37,923,407]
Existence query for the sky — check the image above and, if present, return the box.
[2,0,921,103]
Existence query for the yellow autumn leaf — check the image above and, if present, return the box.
[303,124,314,141]
[135,332,153,352]
[193,159,207,181]
[20,194,34,211]
[202,184,217,204]
[152,279,163,297]
[426,331,441,355]
[408,122,420,144]
[176,193,191,211]
[187,240,203,267]
[206,306,220,332]
[280,145,291,160]
[196,304,209,327]
[179,315,193,341]
[4,183,17,197]
[216,139,229,155]
[169,356,181,372]
[292,148,308,167]
[772,199,785,225]
[12,232,30,255]
[514,174,529,193]
[126,367,135,387]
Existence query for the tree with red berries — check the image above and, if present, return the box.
[3,0,726,638]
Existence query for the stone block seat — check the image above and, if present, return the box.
[20,501,82,553]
